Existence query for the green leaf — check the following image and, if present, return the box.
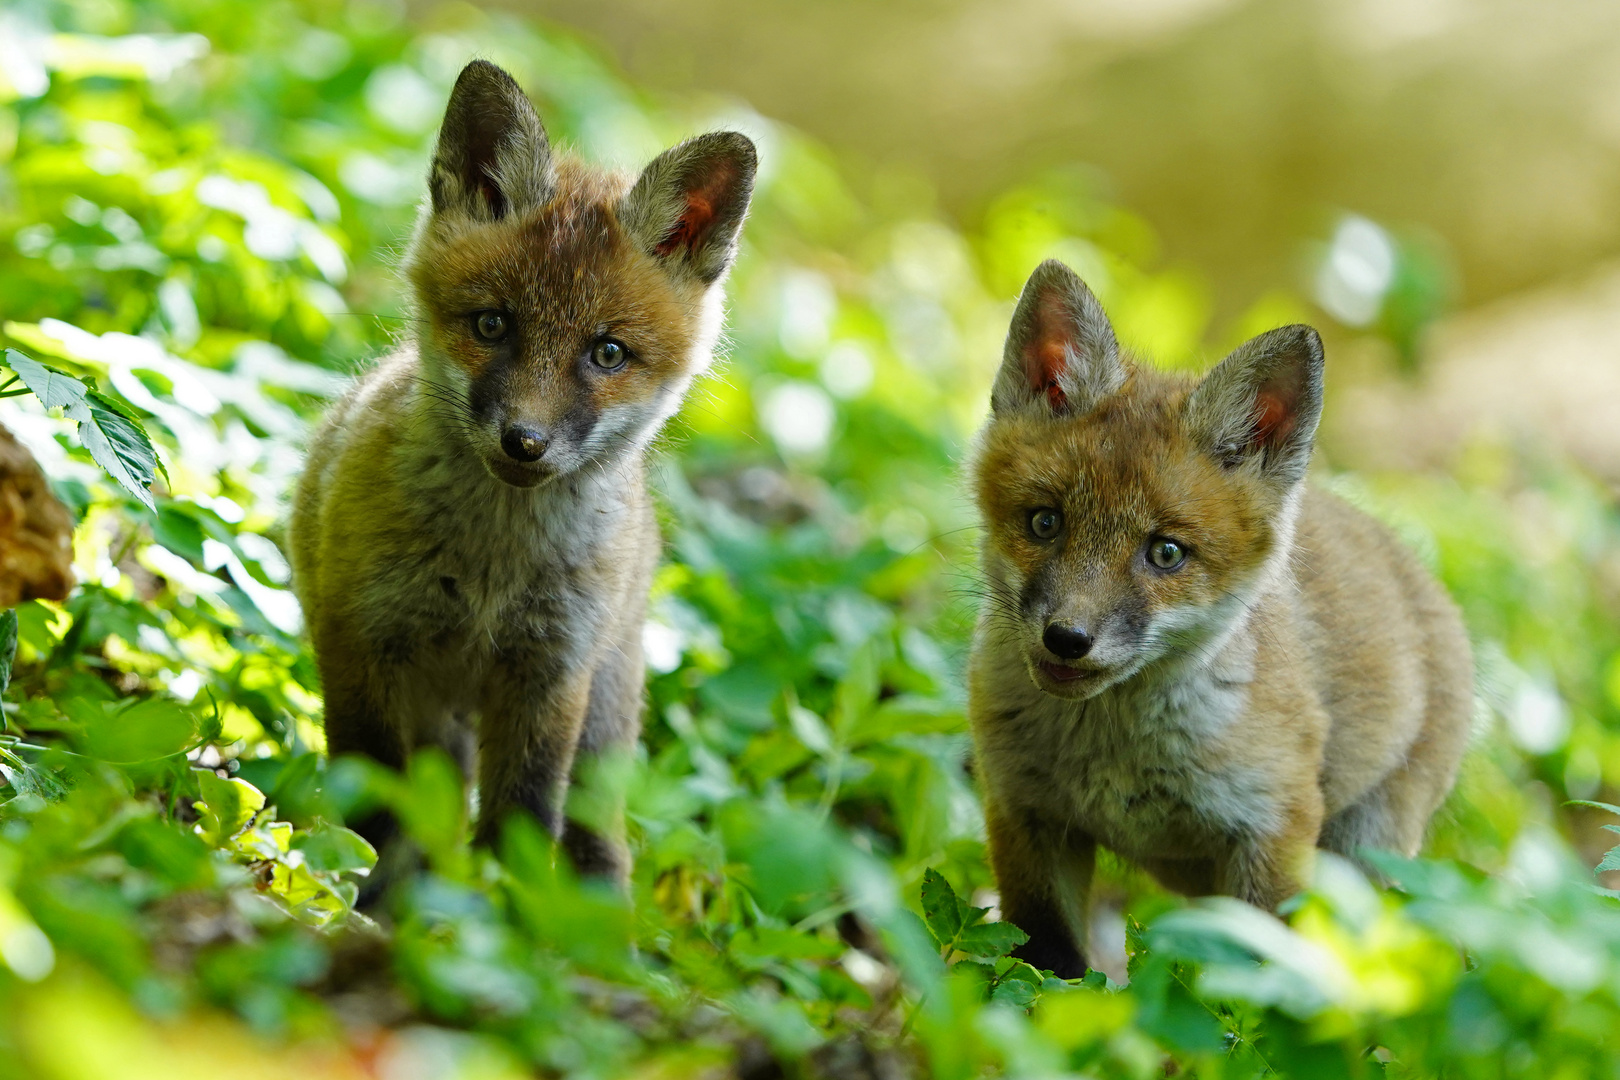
[952,959,997,985]
[1595,846,1620,874]
[2,350,160,508]
[920,867,963,950]
[193,769,266,847]
[4,349,92,420]
[269,860,348,925]
[1125,916,1150,981]
[994,959,1047,995]
[1568,799,1620,817]
[990,974,1040,1009]
[0,745,66,802]
[956,920,1030,960]
[80,392,159,510]
[83,696,196,762]
[152,504,207,562]
[0,609,16,700]
[395,747,468,875]
[291,820,377,874]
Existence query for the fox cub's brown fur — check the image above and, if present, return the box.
[290,61,755,890]
[969,260,1472,977]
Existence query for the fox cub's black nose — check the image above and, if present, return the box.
[501,424,549,462]
[1043,623,1093,660]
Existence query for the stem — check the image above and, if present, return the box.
[1168,963,1277,1075]
[791,901,854,933]
[0,737,73,756]
[897,988,931,1041]
[816,736,846,821]
[109,528,142,570]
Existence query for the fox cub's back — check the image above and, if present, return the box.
[1292,487,1474,819]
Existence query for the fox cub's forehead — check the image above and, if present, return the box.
[979,385,1194,509]
[416,198,649,312]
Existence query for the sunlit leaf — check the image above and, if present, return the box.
[1567,799,1620,817]
[2,350,160,508]
[81,392,163,508]
[1595,846,1620,874]
[269,861,347,925]
[193,768,266,846]
[0,745,66,802]
[3,349,92,420]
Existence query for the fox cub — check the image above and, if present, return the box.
[969,260,1472,978]
[290,61,755,888]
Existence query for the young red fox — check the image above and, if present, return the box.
[969,259,1472,978]
[289,61,755,890]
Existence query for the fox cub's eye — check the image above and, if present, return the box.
[590,338,629,371]
[473,311,508,341]
[1029,508,1063,541]
[1148,537,1187,570]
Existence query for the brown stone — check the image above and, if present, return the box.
[0,422,74,606]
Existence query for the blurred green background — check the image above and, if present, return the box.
[2,1,1620,1077]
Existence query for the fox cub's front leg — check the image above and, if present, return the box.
[986,797,1094,980]
[313,614,428,905]
[560,618,646,886]
[476,643,600,849]
[1215,791,1324,910]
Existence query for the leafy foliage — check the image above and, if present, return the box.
[2,1,1620,1078]
[1,347,161,508]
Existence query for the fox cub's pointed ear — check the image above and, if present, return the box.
[993,259,1123,415]
[429,60,554,222]
[1185,325,1325,484]
[618,132,757,285]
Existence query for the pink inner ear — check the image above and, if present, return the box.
[1252,390,1296,448]
[1021,292,1072,411]
[1025,341,1069,411]
[655,159,740,257]
[654,194,715,257]
[477,176,506,218]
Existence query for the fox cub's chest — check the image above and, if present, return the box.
[364,463,632,655]
[998,668,1275,860]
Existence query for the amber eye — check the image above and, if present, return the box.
[474,311,508,341]
[590,338,629,371]
[1148,536,1187,570]
[1029,507,1063,541]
